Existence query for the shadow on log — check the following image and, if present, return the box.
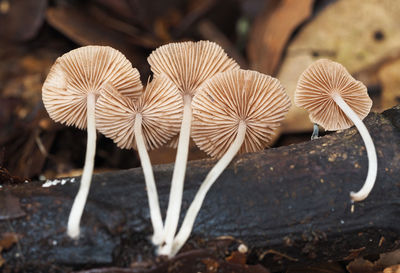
[1,105,400,272]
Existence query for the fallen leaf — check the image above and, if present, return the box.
[45,4,148,71]
[376,250,400,269]
[247,0,314,76]
[0,232,20,268]
[198,20,247,68]
[347,258,378,273]
[347,250,400,273]
[0,232,19,250]
[384,265,400,273]
[378,59,400,110]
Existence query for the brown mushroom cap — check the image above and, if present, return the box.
[96,75,183,150]
[192,69,291,158]
[42,46,143,129]
[147,40,240,97]
[294,59,372,131]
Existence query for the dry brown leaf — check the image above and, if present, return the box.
[378,59,400,110]
[247,0,314,76]
[277,0,400,133]
[0,232,19,250]
[347,250,400,273]
[91,0,187,31]
[376,250,400,269]
[384,265,400,273]
[198,20,247,68]
[0,232,20,267]
[46,4,147,69]
[347,258,378,273]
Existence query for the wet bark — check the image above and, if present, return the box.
[1,106,400,272]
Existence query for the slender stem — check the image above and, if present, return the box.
[311,123,319,140]
[167,121,247,257]
[332,94,377,202]
[67,93,97,239]
[134,113,164,244]
[159,95,192,253]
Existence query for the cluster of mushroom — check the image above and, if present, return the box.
[42,42,377,258]
[42,46,183,241]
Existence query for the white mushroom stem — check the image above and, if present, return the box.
[134,113,164,244]
[159,94,192,250]
[163,120,247,257]
[67,92,97,239]
[332,94,377,202]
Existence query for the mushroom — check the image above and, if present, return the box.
[42,45,142,239]
[95,75,183,243]
[294,59,377,202]
[147,40,239,247]
[162,69,291,256]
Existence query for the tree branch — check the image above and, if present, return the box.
[1,105,400,272]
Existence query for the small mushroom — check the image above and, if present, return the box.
[148,40,239,248]
[294,59,377,202]
[164,69,291,256]
[95,75,183,243]
[42,45,142,239]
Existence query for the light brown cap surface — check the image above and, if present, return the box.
[165,134,179,149]
[96,75,183,150]
[295,59,372,131]
[42,45,143,129]
[192,69,291,158]
[147,40,239,97]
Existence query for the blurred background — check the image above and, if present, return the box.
[0,0,399,182]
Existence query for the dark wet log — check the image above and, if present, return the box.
[1,106,400,272]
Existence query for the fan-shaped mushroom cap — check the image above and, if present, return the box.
[192,69,291,158]
[96,75,183,150]
[164,135,179,149]
[42,46,143,129]
[147,40,240,97]
[295,59,372,131]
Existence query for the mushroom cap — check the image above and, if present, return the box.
[192,69,291,158]
[147,40,240,97]
[294,59,372,131]
[42,45,143,129]
[165,135,179,149]
[96,75,183,150]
